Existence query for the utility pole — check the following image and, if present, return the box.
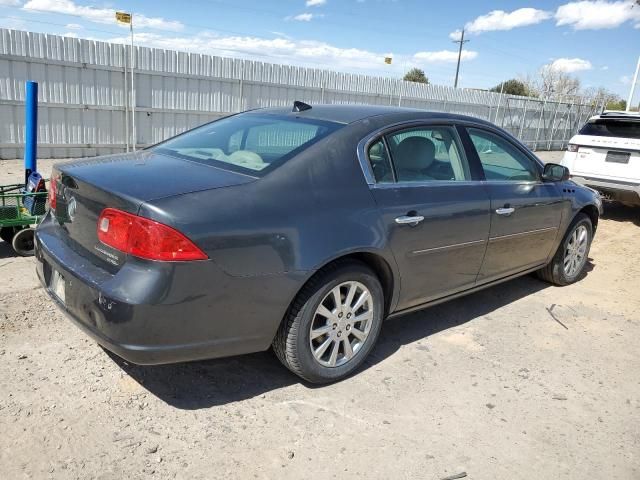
[626,54,639,112]
[453,28,469,88]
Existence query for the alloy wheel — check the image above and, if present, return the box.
[309,281,374,368]
[563,224,588,277]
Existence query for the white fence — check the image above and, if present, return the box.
[0,28,602,160]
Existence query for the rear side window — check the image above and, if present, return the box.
[467,128,539,181]
[579,119,640,139]
[368,139,394,183]
[154,114,342,176]
[369,126,469,183]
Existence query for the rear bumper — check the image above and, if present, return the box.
[35,212,307,365]
[570,176,640,206]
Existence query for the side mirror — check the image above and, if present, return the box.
[542,163,570,182]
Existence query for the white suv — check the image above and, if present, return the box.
[561,111,640,206]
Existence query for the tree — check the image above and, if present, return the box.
[582,86,626,110]
[490,79,530,96]
[521,65,581,98]
[403,68,429,84]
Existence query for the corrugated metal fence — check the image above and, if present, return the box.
[0,28,602,160]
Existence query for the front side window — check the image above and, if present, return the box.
[154,114,342,176]
[467,128,539,181]
[383,126,469,183]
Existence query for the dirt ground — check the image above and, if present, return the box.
[1,152,639,480]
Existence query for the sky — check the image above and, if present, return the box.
[0,0,638,101]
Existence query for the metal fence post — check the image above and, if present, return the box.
[123,44,129,152]
[533,98,546,152]
[547,99,562,150]
[518,98,529,139]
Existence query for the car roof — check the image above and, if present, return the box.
[248,103,494,126]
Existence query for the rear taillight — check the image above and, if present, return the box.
[48,175,58,210]
[567,144,578,152]
[97,208,208,261]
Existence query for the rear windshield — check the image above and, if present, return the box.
[153,114,343,176]
[579,119,640,139]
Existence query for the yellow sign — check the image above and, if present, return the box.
[384,57,393,65]
[115,11,132,24]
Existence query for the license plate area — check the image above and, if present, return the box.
[605,151,630,164]
[49,269,66,305]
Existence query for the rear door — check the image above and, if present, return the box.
[570,117,640,182]
[461,127,564,283]
[363,123,490,311]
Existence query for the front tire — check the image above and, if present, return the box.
[537,213,592,286]
[273,261,384,384]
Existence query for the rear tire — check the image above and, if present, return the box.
[0,227,19,244]
[273,261,384,384]
[11,227,36,256]
[537,213,592,286]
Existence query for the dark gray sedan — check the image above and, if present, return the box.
[35,104,602,383]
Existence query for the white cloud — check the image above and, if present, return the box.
[413,50,478,63]
[547,57,593,72]
[65,22,82,30]
[620,75,631,85]
[0,0,22,6]
[461,8,551,35]
[555,1,640,30]
[601,65,609,70]
[306,0,326,6]
[289,13,314,21]
[22,0,184,31]
[106,31,400,72]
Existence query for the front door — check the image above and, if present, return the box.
[365,124,491,311]
[463,127,564,283]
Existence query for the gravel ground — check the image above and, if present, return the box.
[1,152,639,480]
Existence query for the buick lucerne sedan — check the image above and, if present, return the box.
[36,103,602,383]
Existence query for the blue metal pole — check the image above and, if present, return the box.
[24,81,38,184]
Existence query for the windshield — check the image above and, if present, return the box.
[153,114,343,176]
[579,119,640,140]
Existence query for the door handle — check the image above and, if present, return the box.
[395,215,425,226]
[495,207,515,216]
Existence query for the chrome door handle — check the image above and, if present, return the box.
[495,207,515,216]
[395,215,425,226]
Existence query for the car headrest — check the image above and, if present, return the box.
[394,137,436,171]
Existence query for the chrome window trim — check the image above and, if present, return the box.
[356,119,474,187]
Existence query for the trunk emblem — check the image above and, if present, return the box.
[67,196,77,221]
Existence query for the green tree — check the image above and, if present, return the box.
[490,79,530,96]
[403,68,429,84]
[605,99,626,111]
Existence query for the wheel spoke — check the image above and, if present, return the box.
[344,282,357,309]
[331,286,343,310]
[314,337,333,359]
[310,325,332,339]
[328,341,339,367]
[316,304,334,320]
[350,326,367,341]
[354,310,373,323]
[342,338,353,360]
[352,291,369,312]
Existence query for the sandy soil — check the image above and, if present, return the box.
[1,153,639,479]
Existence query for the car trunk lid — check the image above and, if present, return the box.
[51,150,255,268]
